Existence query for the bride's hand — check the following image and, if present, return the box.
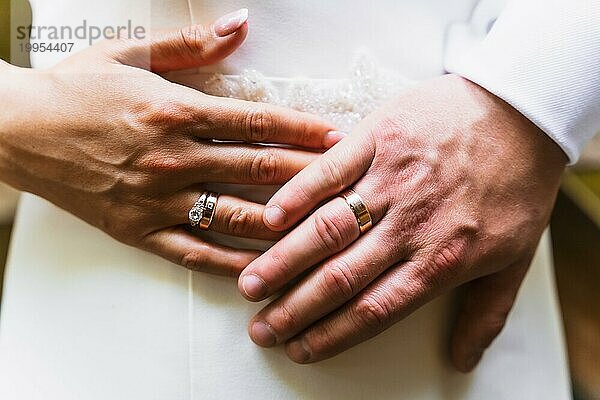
[0,10,341,275]
[237,75,567,369]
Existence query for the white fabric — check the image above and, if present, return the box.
[0,183,19,223]
[446,0,600,164]
[0,1,572,399]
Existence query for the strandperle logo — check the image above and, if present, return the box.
[15,20,147,46]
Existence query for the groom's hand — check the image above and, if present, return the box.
[237,74,567,370]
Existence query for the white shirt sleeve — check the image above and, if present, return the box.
[445,0,600,164]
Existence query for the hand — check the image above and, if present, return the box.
[237,74,567,370]
[0,11,341,275]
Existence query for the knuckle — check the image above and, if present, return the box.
[321,261,358,303]
[243,108,275,143]
[268,250,295,281]
[419,237,471,288]
[354,295,392,333]
[434,241,467,271]
[226,205,257,236]
[293,181,315,205]
[249,149,280,184]
[319,157,346,193]
[309,328,339,356]
[180,251,208,271]
[136,151,184,174]
[178,25,208,57]
[312,210,352,253]
[136,99,197,130]
[272,302,299,333]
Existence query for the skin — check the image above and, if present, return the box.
[0,16,342,276]
[0,9,567,375]
[238,74,567,371]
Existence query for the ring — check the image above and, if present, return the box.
[188,191,208,227]
[340,189,373,234]
[199,191,219,230]
[188,191,220,230]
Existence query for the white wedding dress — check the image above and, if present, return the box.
[0,1,571,399]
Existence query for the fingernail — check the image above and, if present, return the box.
[465,351,483,371]
[323,130,348,148]
[250,321,277,347]
[287,337,312,363]
[264,205,287,228]
[241,274,268,300]
[214,8,249,37]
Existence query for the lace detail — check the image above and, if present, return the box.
[201,53,415,131]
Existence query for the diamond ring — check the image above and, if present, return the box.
[189,192,208,227]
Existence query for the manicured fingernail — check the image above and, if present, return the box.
[465,351,483,371]
[214,8,249,37]
[264,205,287,228]
[323,130,348,148]
[241,274,268,300]
[287,337,312,363]
[250,321,276,347]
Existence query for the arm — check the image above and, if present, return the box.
[238,74,567,369]
[235,1,599,371]
[0,11,342,274]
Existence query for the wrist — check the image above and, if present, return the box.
[0,65,47,192]
[457,74,567,175]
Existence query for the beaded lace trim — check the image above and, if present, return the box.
[200,53,415,131]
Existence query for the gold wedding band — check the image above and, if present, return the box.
[188,191,219,230]
[199,191,219,230]
[340,189,372,234]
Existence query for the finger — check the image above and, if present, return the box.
[161,189,286,241]
[238,184,388,301]
[282,265,415,363]
[239,197,359,301]
[450,263,528,373]
[191,97,343,150]
[146,143,320,189]
[142,227,260,276]
[247,222,401,347]
[262,135,374,231]
[113,9,249,72]
[195,143,320,185]
[283,243,471,363]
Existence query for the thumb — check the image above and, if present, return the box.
[112,8,249,72]
[450,262,529,373]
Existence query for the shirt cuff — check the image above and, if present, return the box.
[445,0,600,164]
